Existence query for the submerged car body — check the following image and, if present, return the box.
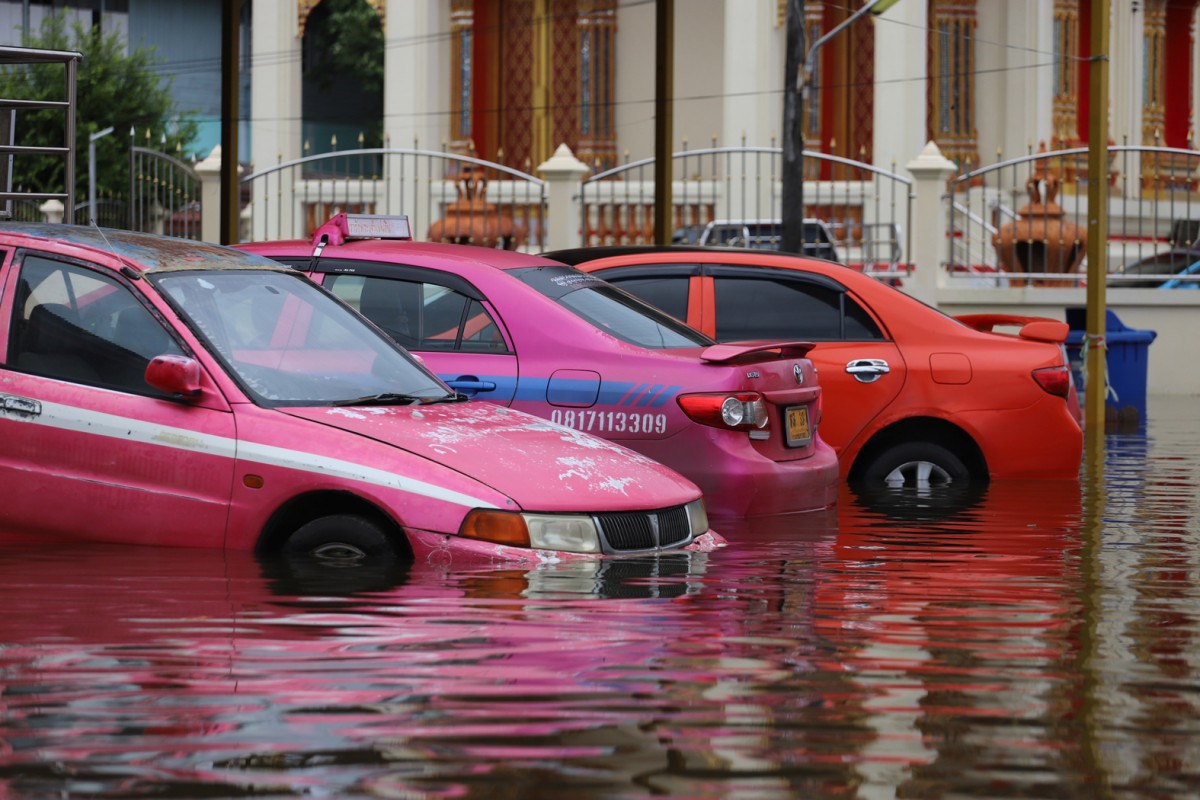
[239,214,840,519]
[549,245,1084,488]
[0,223,721,563]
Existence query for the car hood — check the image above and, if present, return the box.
[279,401,701,513]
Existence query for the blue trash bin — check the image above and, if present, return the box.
[1065,308,1157,427]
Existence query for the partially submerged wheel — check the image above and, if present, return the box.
[283,514,404,565]
[860,441,971,490]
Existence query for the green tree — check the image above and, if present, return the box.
[302,0,385,150]
[304,0,384,95]
[0,14,197,213]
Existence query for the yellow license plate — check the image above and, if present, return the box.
[786,406,811,446]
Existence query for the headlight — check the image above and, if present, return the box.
[685,498,709,535]
[524,514,601,553]
[459,509,601,553]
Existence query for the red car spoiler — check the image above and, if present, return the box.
[699,340,816,363]
[955,313,1069,344]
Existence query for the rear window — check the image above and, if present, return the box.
[605,274,690,321]
[713,275,883,341]
[512,265,711,349]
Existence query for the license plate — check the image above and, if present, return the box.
[785,405,811,446]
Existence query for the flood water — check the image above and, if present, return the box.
[1,396,1198,798]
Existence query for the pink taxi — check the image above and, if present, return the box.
[0,223,722,564]
[238,214,840,519]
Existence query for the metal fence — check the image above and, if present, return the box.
[240,147,547,247]
[73,197,127,228]
[947,144,1200,288]
[129,145,201,240]
[578,143,913,275]
[115,135,1200,293]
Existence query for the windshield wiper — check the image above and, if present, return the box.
[332,392,424,407]
[423,392,470,404]
[332,391,468,407]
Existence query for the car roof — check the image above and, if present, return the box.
[0,222,285,274]
[542,243,844,269]
[246,237,565,273]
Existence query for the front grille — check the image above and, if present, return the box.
[594,505,693,552]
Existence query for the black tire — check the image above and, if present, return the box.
[859,441,972,489]
[283,514,404,565]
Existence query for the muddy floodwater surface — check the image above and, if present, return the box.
[0,396,1197,798]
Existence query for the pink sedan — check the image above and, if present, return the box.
[0,222,722,564]
[239,214,840,519]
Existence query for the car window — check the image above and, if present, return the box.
[325,274,509,354]
[512,265,711,349]
[7,255,185,395]
[154,269,447,406]
[605,274,690,321]
[712,275,883,341]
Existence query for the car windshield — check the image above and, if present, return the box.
[153,269,451,406]
[512,265,711,348]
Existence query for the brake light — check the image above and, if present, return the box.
[1032,365,1072,398]
[678,392,769,430]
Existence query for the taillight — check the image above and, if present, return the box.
[1032,365,1072,398]
[678,392,769,430]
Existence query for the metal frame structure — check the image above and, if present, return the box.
[0,45,81,219]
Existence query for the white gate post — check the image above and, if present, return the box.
[538,144,589,250]
[905,141,959,306]
[39,199,64,223]
[196,146,224,244]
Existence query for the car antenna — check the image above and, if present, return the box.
[90,218,141,280]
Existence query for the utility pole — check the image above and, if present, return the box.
[781,0,805,254]
[653,0,674,244]
[783,0,902,254]
[88,125,113,223]
[221,0,242,245]
[1084,0,1110,448]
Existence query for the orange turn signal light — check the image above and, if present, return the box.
[459,510,531,547]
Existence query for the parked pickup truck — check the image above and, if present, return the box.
[673,218,842,262]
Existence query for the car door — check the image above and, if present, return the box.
[601,262,906,457]
[0,251,236,547]
[316,265,519,405]
[700,266,906,455]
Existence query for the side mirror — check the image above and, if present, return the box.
[145,355,203,398]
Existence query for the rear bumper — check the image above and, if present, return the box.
[630,432,841,518]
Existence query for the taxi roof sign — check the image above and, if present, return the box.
[344,214,412,240]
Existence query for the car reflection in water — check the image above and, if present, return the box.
[0,477,1094,799]
[0,540,724,797]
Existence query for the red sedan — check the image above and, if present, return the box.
[549,246,1083,488]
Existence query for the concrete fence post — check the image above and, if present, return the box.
[39,199,64,224]
[196,146,225,244]
[538,144,589,250]
[905,141,958,306]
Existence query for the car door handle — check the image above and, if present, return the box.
[1,394,42,417]
[845,358,890,384]
[445,376,497,395]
